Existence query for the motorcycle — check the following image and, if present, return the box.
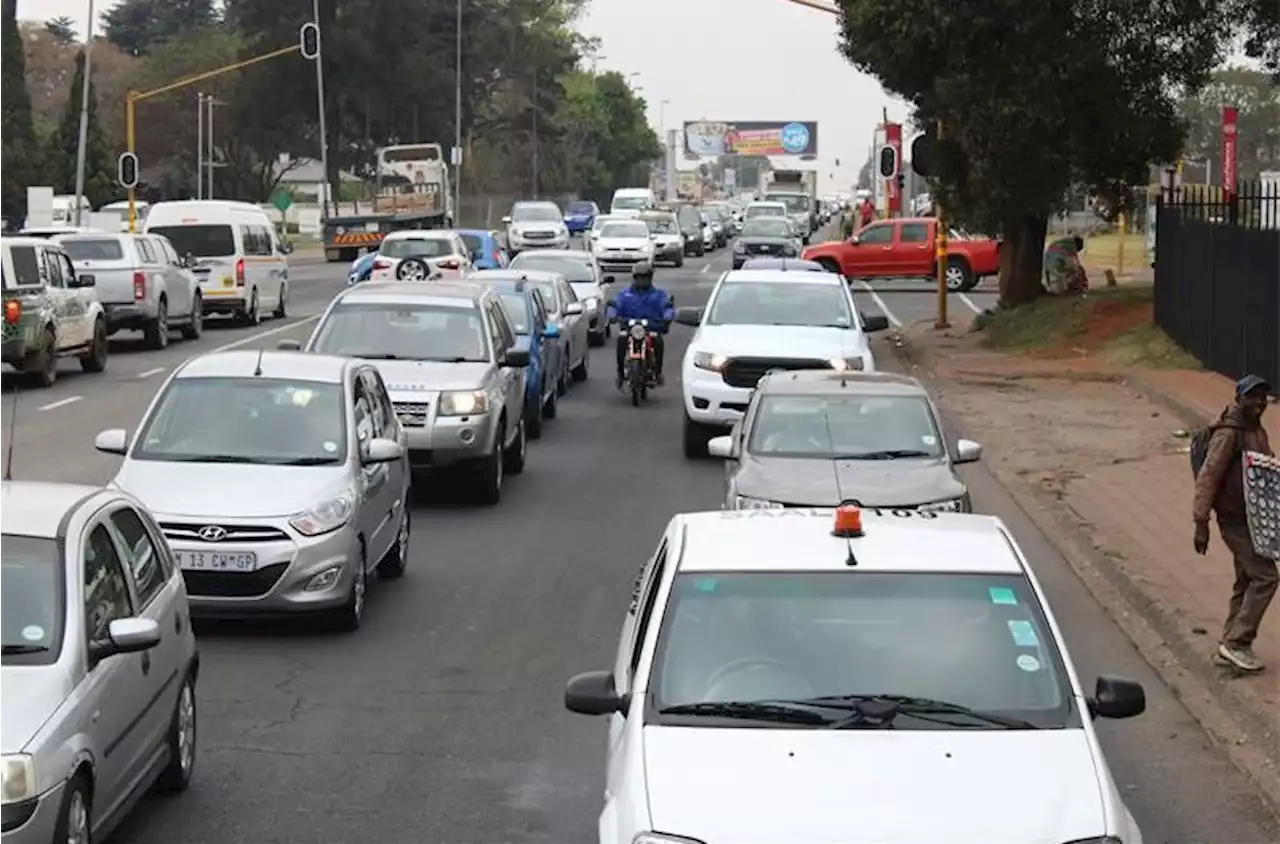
[623,318,659,405]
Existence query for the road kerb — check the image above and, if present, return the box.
[885,331,1280,817]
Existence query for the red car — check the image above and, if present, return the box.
[803,217,1000,292]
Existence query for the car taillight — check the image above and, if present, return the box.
[133,271,146,300]
[235,258,245,286]
[4,299,20,325]
[438,258,458,269]
[373,259,391,270]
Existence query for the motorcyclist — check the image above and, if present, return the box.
[607,262,674,388]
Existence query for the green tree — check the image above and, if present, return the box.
[1232,0,1280,76]
[47,50,119,208]
[44,16,76,43]
[2,0,41,219]
[104,0,219,57]
[1181,67,1280,182]
[835,0,1223,305]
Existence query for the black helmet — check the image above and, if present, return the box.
[632,262,654,288]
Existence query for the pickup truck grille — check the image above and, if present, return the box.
[393,401,429,427]
[721,357,832,389]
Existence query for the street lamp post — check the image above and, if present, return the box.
[309,0,331,218]
[196,92,204,199]
[71,0,97,227]
[454,0,463,227]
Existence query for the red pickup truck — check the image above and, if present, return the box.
[802,217,1000,292]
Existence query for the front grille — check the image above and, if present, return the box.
[747,243,782,254]
[182,562,288,597]
[394,401,429,427]
[523,231,555,240]
[160,522,290,543]
[720,357,832,389]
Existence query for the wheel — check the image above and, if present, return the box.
[157,671,197,791]
[556,358,569,397]
[572,347,589,382]
[273,282,288,318]
[588,330,604,348]
[27,327,57,387]
[180,296,203,340]
[472,424,504,505]
[52,772,91,844]
[697,244,705,257]
[332,551,367,631]
[80,319,108,373]
[144,298,169,349]
[631,387,641,406]
[542,383,558,419]
[683,414,711,459]
[239,289,260,326]
[945,257,974,291]
[376,505,410,578]
[526,396,544,439]
[504,416,527,475]
[674,254,684,267]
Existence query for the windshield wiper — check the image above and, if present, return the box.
[658,701,831,725]
[352,352,403,359]
[802,694,1038,730]
[159,454,258,464]
[837,449,934,460]
[272,456,341,466]
[2,644,49,655]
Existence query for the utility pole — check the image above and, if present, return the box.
[205,96,227,199]
[531,68,539,199]
[454,0,463,227]
[72,0,97,227]
[303,10,330,218]
[933,120,949,330]
[196,93,204,199]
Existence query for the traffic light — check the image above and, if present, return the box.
[877,145,899,179]
[117,152,139,189]
[910,133,935,177]
[300,22,320,60]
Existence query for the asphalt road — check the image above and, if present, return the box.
[3,238,1276,843]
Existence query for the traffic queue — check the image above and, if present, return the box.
[0,191,1149,844]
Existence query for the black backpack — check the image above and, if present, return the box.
[1190,424,1240,477]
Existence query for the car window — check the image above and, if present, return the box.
[742,220,792,238]
[481,300,506,354]
[900,223,930,243]
[858,224,893,244]
[352,378,374,443]
[488,299,516,351]
[649,571,1071,726]
[380,237,453,259]
[360,371,389,437]
[643,217,678,233]
[43,248,67,288]
[533,284,560,317]
[630,540,669,676]
[1,534,65,664]
[5,245,44,286]
[57,253,77,286]
[508,253,596,282]
[747,394,943,458]
[600,221,649,239]
[558,279,577,304]
[136,239,157,263]
[708,281,852,328]
[311,302,491,362]
[511,204,562,222]
[149,224,237,258]
[84,524,135,643]
[61,238,125,261]
[369,369,398,436]
[498,293,531,334]
[460,233,484,254]
[158,238,181,265]
[109,507,167,608]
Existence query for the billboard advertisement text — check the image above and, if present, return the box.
[683,121,819,157]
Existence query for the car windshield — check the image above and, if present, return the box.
[60,238,125,261]
[512,204,561,222]
[591,217,617,231]
[745,206,786,220]
[612,196,648,210]
[748,394,944,458]
[498,293,530,333]
[133,377,347,465]
[381,237,453,259]
[678,209,701,227]
[708,281,852,328]
[509,253,595,282]
[311,302,491,362]
[567,201,594,213]
[644,218,678,234]
[149,224,235,258]
[650,571,1071,728]
[569,281,601,301]
[1,535,64,665]
[766,194,811,213]
[742,220,792,238]
[460,234,485,254]
[600,221,648,239]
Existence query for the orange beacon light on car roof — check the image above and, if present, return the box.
[832,505,864,538]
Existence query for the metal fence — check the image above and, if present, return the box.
[1153,180,1280,387]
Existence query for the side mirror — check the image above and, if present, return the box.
[94,428,128,455]
[501,216,512,224]
[89,617,161,665]
[862,314,890,333]
[564,670,625,715]
[361,437,404,464]
[564,302,583,316]
[674,307,702,327]
[502,348,531,368]
[954,438,983,464]
[707,435,734,458]
[849,236,861,245]
[603,275,615,284]
[1088,675,1146,720]
[542,322,561,339]
[277,339,302,351]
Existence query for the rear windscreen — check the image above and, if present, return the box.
[61,239,125,261]
[460,234,484,253]
[3,246,43,287]
[148,225,235,258]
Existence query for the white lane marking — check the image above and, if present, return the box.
[137,367,167,379]
[209,315,320,355]
[700,264,710,274]
[854,280,902,328]
[39,396,83,411]
[958,292,983,314]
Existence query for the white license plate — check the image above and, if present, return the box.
[175,550,258,572]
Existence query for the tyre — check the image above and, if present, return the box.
[80,319,108,373]
[572,348,589,382]
[683,414,711,459]
[504,416,527,475]
[157,671,197,791]
[180,296,203,340]
[945,257,974,292]
[543,384,558,419]
[239,289,260,326]
[674,254,684,267]
[332,551,367,632]
[144,298,169,349]
[526,397,544,439]
[473,426,504,505]
[27,327,57,387]
[376,506,410,578]
[273,282,288,318]
[52,772,91,844]
[556,359,569,397]
[588,330,604,348]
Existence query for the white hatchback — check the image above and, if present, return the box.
[369,230,472,281]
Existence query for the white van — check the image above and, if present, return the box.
[99,200,150,232]
[51,194,91,226]
[610,187,654,218]
[144,200,291,325]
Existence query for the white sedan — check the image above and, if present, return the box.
[369,230,473,281]
[592,219,656,276]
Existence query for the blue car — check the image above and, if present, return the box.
[564,200,598,234]
[457,229,510,270]
[461,274,562,438]
[348,250,377,285]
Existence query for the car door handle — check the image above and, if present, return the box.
[882,246,894,251]
[140,652,151,675]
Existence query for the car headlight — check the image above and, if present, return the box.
[692,351,727,372]
[918,497,965,513]
[1,755,36,805]
[584,298,599,311]
[439,389,490,416]
[634,834,706,844]
[290,493,356,536]
[732,495,784,510]
[828,357,865,372]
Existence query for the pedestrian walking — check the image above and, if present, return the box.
[1192,374,1278,672]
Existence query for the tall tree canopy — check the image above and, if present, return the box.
[2,0,40,219]
[46,50,119,208]
[103,0,220,56]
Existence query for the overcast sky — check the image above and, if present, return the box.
[19,0,911,192]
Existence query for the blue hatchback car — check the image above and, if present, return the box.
[458,229,510,270]
[460,274,561,438]
[564,200,598,234]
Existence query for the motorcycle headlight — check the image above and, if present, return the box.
[439,389,490,416]
[692,350,727,371]
[1,755,36,805]
[289,493,355,537]
[629,323,648,340]
[828,357,865,372]
[918,497,965,513]
[732,495,784,510]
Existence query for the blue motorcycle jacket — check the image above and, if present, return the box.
[609,285,675,330]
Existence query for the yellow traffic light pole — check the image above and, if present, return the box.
[126,42,303,232]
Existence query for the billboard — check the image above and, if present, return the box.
[683,120,819,158]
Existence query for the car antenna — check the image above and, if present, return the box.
[3,378,19,481]
[253,347,265,377]
[822,409,859,566]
